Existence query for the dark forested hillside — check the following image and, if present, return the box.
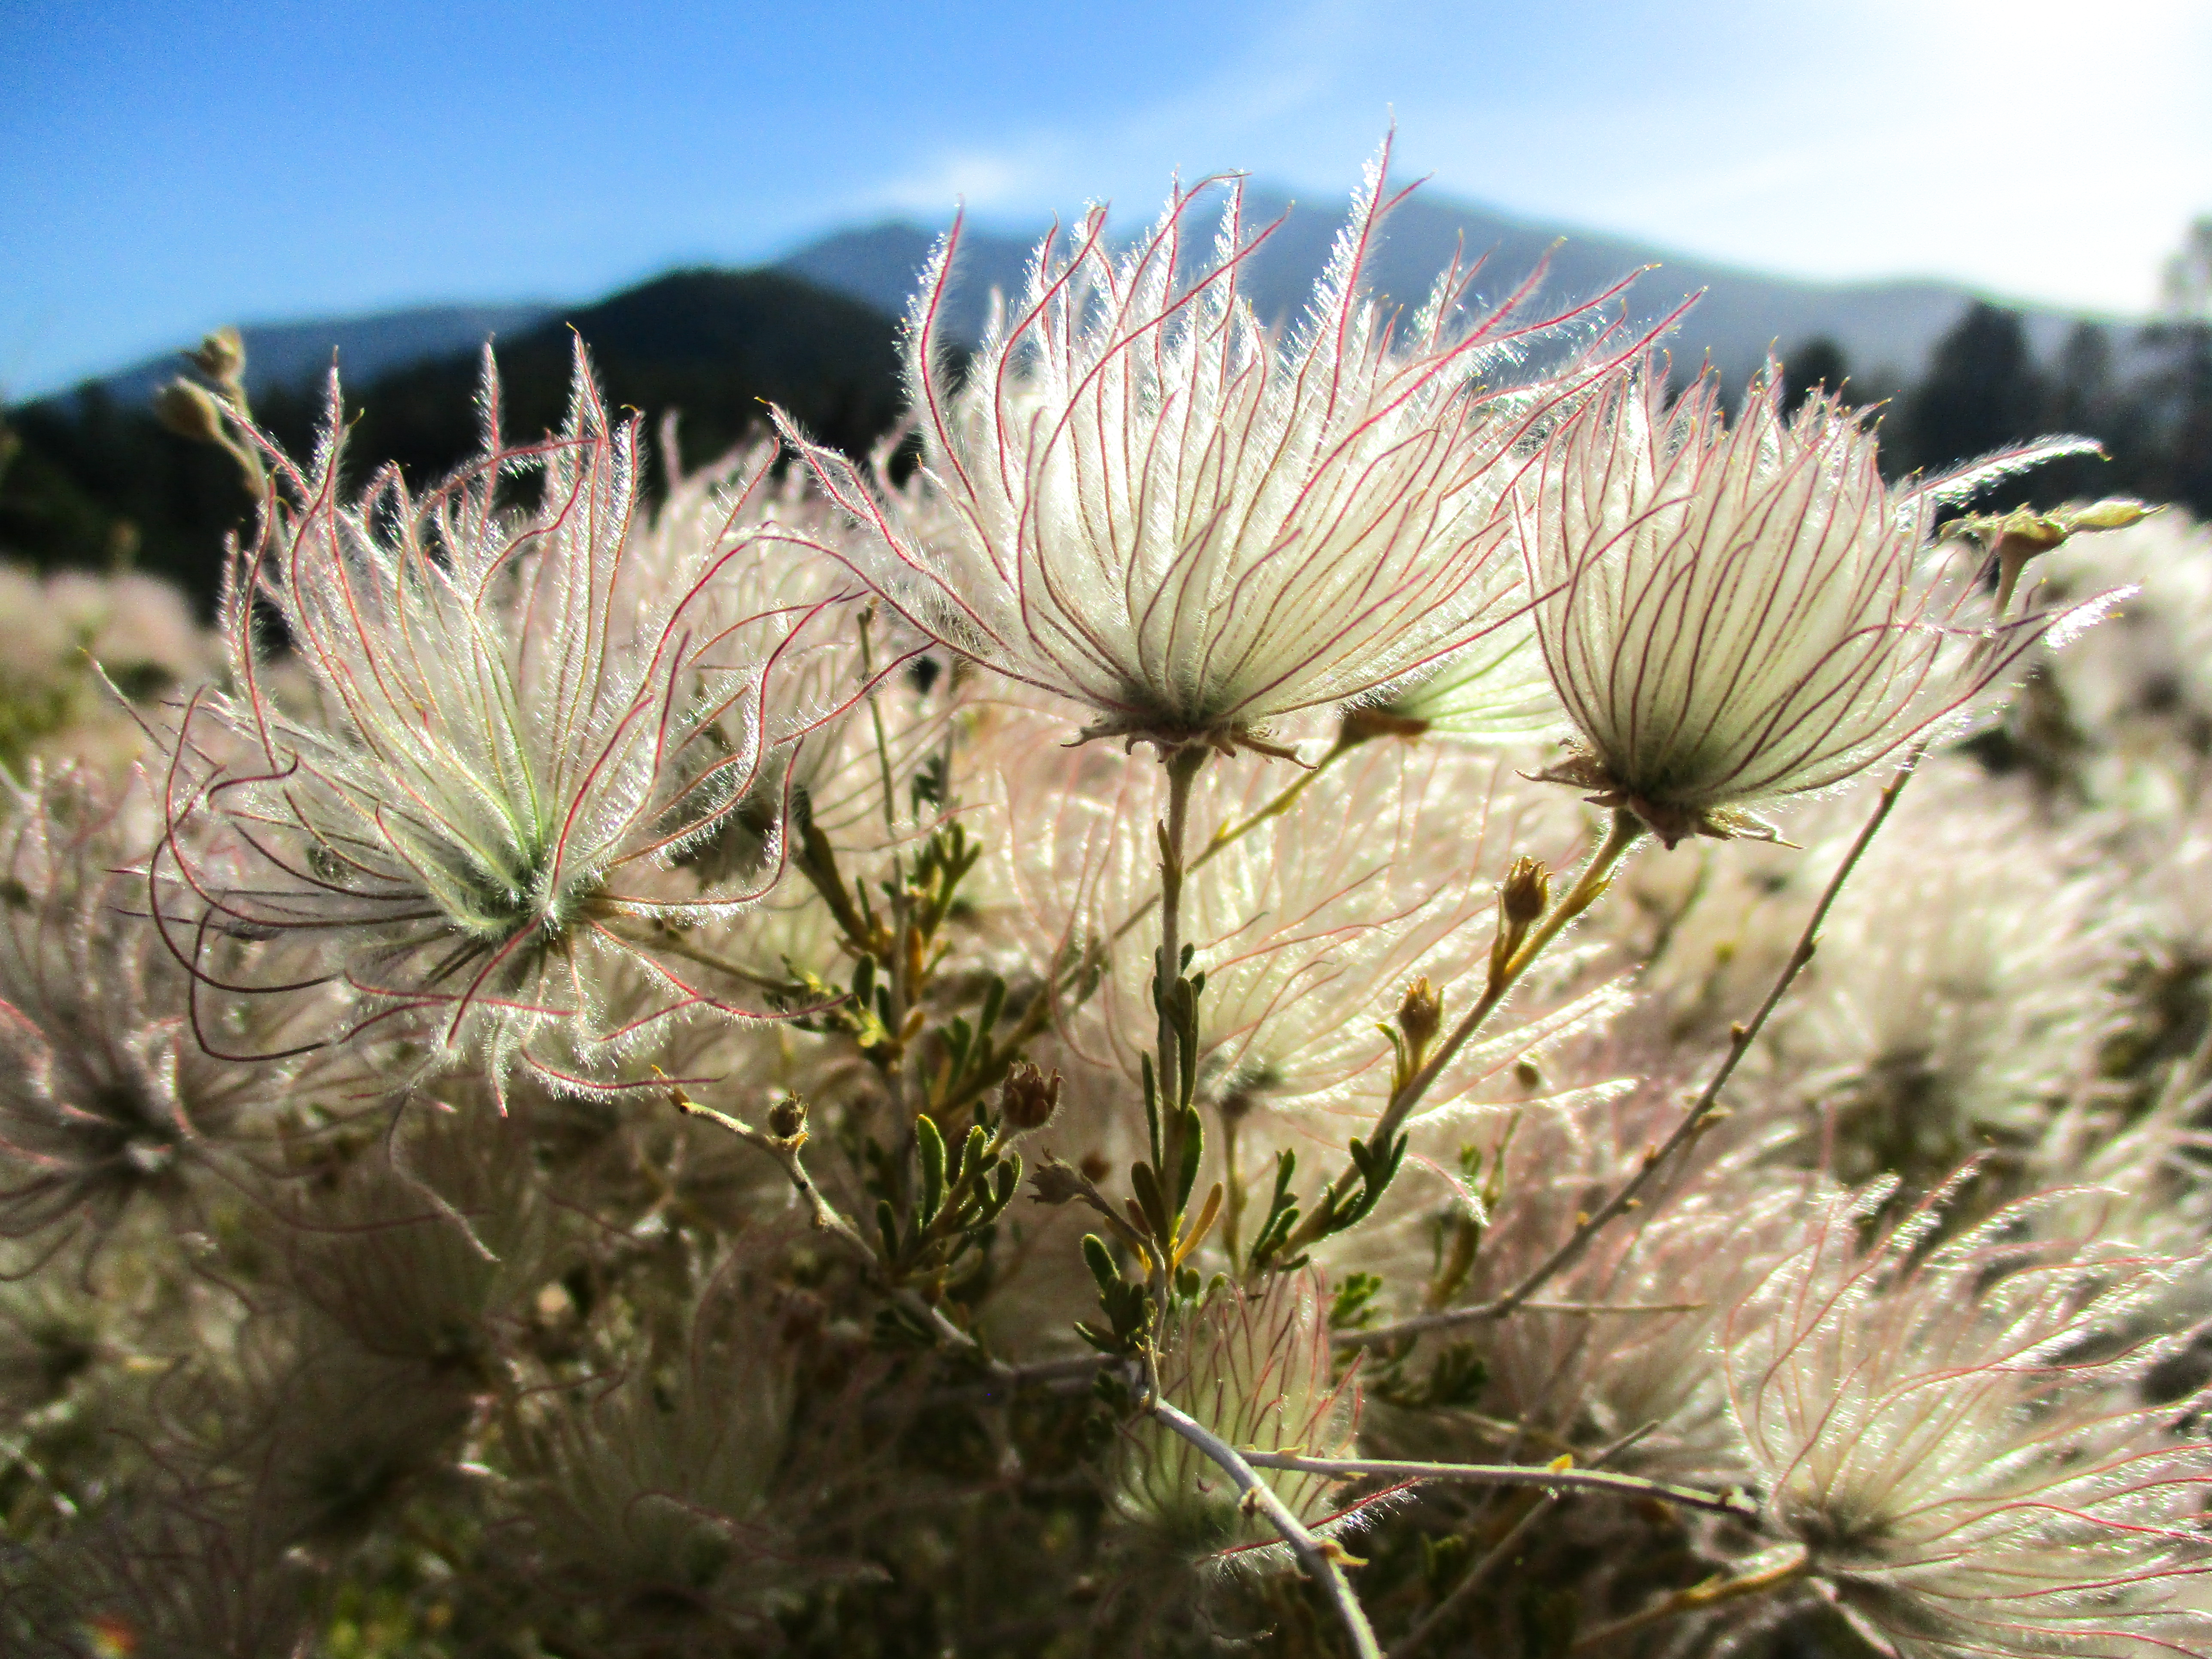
[0,268,903,610]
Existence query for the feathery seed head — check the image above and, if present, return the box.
[1366,612,1568,746]
[989,715,1586,1126]
[779,142,1644,756]
[272,1101,553,1378]
[1521,361,2114,846]
[1726,1184,2212,1655]
[1115,1270,1372,1562]
[0,766,313,1243]
[514,1272,800,1621]
[151,344,864,1094]
[1779,760,2126,1186]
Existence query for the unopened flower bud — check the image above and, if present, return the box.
[768,1094,808,1141]
[1396,976,1443,1051]
[1000,1060,1063,1132]
[1502,857,1550,928]
[2068,498,2154,533]
[186,326,246,386]
[1953,499,2154,616]
[153,378,226,444]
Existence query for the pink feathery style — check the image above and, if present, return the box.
[774,142,1655,757]
[146,343,866,1094]
[1519,361,2114,845]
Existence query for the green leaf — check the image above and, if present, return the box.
[917,1115,947,1224]
[1173,980,1200,1109]
[1082,1234,1120,1295]
[1130,1160,1170,1244]
[1176,1105,1203,1212]
[1330,1272,1384,1330]
[1424,1344,1489,1408]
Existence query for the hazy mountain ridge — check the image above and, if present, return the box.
[15,188,2193,613]
[52,180,2121,413]
[778,184,2106,388]
[82,304,561,410]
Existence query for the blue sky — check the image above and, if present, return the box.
[4,0,2207,397]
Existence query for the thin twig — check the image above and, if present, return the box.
[1149,1397,1384,1659]
[674,1092,871,1255]
[638,927,804,996]
[1567,1548,1810,1651]
[1340,755,1922,1354]
[915,1352,1109,1408]
[1389,1422,1656,1659]
[1240,1451,1759,1522]
[1391,808,1645,1131]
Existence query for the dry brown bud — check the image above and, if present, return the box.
[1079,1150,1112,1184]
[768,1094,809,1140]
[1396,976,1443,1051]
[1502,857,1550,928]
[1000,1060,1063,1131]
[1029,1155,1090,1205]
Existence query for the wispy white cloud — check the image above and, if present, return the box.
[870,144,1059,216]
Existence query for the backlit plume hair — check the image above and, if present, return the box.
[150,345,861,1094]
[21,134,2206,1659]
[1725,1185,2212,1656]
[776,145,1640,755]
[1522,362,2113,845]
[1114,1270,1378,1562]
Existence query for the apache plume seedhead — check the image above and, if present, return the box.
[1520,361,2115,845]
[150,342,865,1094]
[778,140,1650,756]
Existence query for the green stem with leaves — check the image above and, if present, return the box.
[1340,751,1923,1352]
[1278,807,1645,1260]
